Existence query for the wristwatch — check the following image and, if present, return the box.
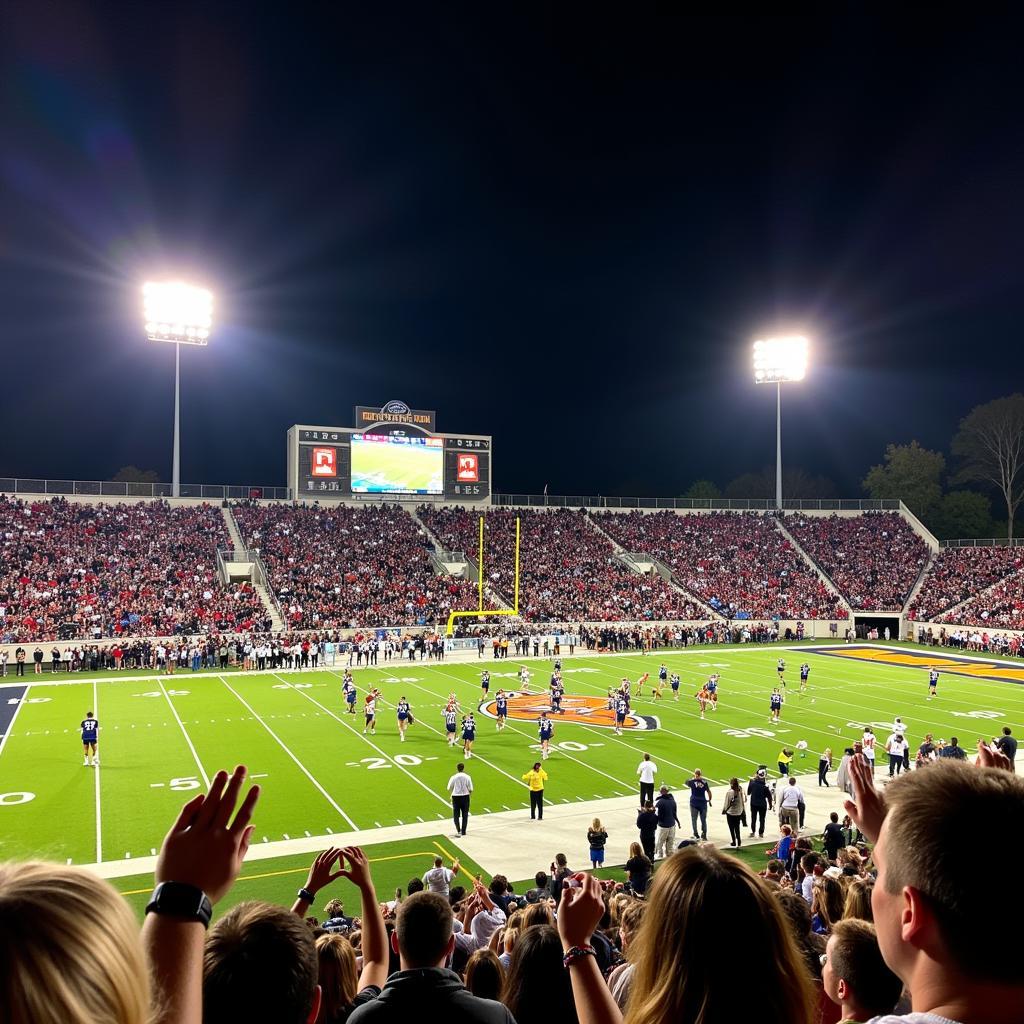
[145,882,213,928]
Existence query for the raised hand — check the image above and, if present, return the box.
[976,739,1013,772]
[304,847,346,896]
[156,765,260,904]
[335,847,373,890]
[556,873,604,950]
[842,754,886,843]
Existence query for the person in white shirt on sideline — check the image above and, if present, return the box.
[862,728,877,775]
[422,855,461,896]
[637,753,658,805]
[778,776,803,832]
[447,762,473,837]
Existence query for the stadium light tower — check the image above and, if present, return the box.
[142,281,213,498]
[752,335,809,510]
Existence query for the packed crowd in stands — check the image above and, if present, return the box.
[908,546,1023,621]
[593,510,847,620]
[0,497,268,643]
[233,503,482,629]
[784,512,929,612]
[418,507,702,622]
[4,745,1019,1024]
[933,566,1024,628]
[914,624,1024,655]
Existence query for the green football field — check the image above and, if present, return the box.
[2,644,1023,874]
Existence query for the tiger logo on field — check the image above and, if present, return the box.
[478,692,659,731]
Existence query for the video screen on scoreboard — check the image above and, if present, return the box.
[350,433,444,495]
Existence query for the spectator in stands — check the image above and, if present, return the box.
[0,860,151,1023]
[844,753,1024,1023]
[822,919,903,1023]
[842,878,874,923]
[464,949,504,1002]
[502,924,578,1024]
[624,841,652,897]
[910,547,1023,621]
[810,876,844,935]
[555,848,816,1024]
[607,899,647,1011]
[349,891,514,1024]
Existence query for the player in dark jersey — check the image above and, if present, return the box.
[495,690,508,731]
[342,675,357,714]
[614,695,630,735]
[706,675,719,710]
[799,663,810,693]
[396,697,412,742]
[928,668,939,699]
[443,706,459,746]
[658,663,668,685]
[461,713,476,758]
[538,713,554,759]
[81,711,99,766]
[550,679,565,714]
[480,670,490,699]
[553,656,562,672]
[670,672,681,701]
[770,687,784,723]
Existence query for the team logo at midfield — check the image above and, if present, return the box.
[478,692,658,731]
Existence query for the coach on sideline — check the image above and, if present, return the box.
[447,763,473,837]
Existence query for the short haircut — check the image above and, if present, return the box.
[204,901,318,1024]
[395,891,453,967]
[433,856,443,866]
[882,761,1024,982]
[407,878,425,895]
[534,871,548,887]
[766,859,786,875]
[829,920,902,1016]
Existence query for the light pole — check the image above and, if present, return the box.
[752,335,808,510]
[143,282,213,497]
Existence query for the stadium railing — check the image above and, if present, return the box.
[0,478,290,500]
[939,537,1024,547]
[491,494,902,511]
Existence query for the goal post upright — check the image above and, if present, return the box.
[446,514,520,635]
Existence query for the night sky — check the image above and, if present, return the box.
[1,7,1022,497]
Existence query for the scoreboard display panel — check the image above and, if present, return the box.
[288,425,491,501]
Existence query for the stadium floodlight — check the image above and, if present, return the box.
[142,281,214,498]
[752,335,809,510]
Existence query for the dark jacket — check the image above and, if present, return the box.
[348,968,514,1024]
[747,777,773,808]
[654,792,679,827]
[636,809,658,836]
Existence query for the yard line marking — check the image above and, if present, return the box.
[0,683,30,761]
[94,681,102,864]
[277,675,452,809]
[354,669,529,791]
[220,677,358,830]
[158,680,210,788]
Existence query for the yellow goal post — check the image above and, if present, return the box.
[445,515,520,635]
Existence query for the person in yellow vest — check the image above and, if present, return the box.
[777,747,793,778]
[522,761,549,820]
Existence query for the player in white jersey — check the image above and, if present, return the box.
[518,666,531,693]
[862,728,877,774]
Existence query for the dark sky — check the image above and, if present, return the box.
[1,6,1022,496]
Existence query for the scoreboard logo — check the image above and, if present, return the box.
[457,453,479,482]
[311,447,337,477]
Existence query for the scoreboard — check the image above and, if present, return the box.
[287,422,491,503]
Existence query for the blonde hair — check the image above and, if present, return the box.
[625,847,815,1024]
[842,877,874,922]
[520,902,554,929]
[0,861,150,1024]
[811,876,844,934]
[316,933,358,1020]
[502,926,521,953]
[591,818,604,831]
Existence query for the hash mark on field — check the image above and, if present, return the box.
[284,834,290,839]
[262,836,268,843]
[397,818,404,824]
[374,821,382,827]
[417,816,424,822]
[151,848,156,855]
[150,783,165,788]
[125,852,131,858]
[326,827,333,833]
[502,804,511,810]
[251,774,268,779]
[305,830,311,837]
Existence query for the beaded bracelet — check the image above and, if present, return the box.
[563,944,597,969]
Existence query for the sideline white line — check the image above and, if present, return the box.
[94,681,102,864]
[0,682,30,760]
[158,680,211,788]
[220,676,358,830]
[274,675,452,809]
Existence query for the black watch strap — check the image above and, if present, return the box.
[145,881,213,928]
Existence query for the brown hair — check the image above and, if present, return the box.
[811,876,844,934]
[502,925,577,1024]
[881,761,1024,981]
[0,862,150,1024]
[316,933,358,1020]
[204,901,318,1024]
[520,901,554,929]
[465,948,504,1001]
[394,891,453,967]
[828,919,903,1017]
[626,848,816,1024]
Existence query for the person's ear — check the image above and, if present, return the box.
[901,885,934,947]
[836,978,848,1001]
